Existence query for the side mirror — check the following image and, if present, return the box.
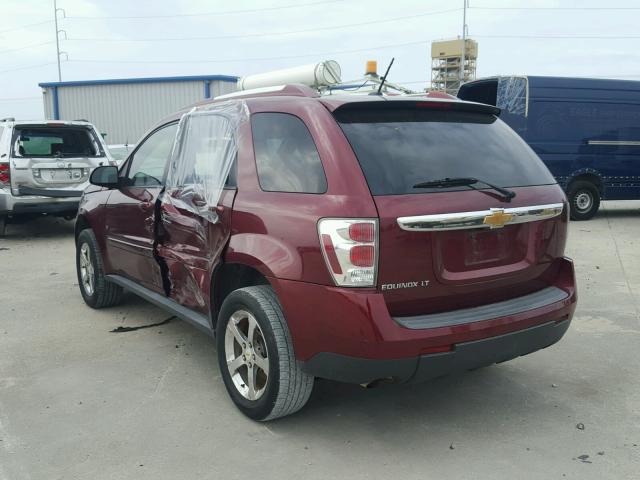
[90,165,119,188]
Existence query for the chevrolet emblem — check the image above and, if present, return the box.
[483,209,513,228]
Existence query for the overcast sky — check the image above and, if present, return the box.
[1,0,639,120]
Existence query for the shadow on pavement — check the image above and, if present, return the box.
[1,216,75,239]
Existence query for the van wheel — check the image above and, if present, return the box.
[0,215,6,237]
[217,285,314,421]
[568,181,600,220]
[76,229,123,308]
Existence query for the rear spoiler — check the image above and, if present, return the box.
[328,99,501,117]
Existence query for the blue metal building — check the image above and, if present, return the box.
[39,75,238,144]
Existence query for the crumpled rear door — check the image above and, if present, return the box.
[156,101,246,313]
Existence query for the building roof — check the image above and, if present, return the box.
[39,74,238,88]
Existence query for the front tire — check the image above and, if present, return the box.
[216,285,314,421]
[568,180,600,221]
[76,229,123,308]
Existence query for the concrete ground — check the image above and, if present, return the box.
[0,202,638,480]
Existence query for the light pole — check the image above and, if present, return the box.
[53,0,65,81]
[460,0,468,86]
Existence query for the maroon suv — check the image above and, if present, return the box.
[75,85,576,420]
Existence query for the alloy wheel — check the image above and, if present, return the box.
[224,310,270,401]
[79,243,95,296]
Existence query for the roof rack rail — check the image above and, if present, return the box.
[215,84,319,100]
[1,117,15,122]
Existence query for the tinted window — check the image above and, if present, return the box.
[336,108,555,195]
[251,113,327,193]
[13,127,102,157]
[126,123,178,187]
[529,101,640,142]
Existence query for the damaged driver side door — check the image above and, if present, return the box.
[105,122,178,292]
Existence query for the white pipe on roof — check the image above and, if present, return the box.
[239,61,341,91]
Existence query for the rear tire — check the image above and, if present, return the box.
[0,215,6,237]
[216,285,314,421]
[76,229,123,308]
[567,180,600,221]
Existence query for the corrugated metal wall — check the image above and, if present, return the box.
[43,79,236,144]
[42,90,54,119]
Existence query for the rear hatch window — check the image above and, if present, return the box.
[335,106,555,195]
[12,126,104,158]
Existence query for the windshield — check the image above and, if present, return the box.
[335,108,555,195]
[12,126,104,158]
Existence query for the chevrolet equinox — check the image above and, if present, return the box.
[75,85,577,420]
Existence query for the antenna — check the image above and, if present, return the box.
[376,57,395,95]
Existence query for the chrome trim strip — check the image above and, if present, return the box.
[587,140,640,146]
[397,203,563,232]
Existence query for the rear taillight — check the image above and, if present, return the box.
[318,218,378,287]
[0,163,9,186]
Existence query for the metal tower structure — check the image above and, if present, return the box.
[430,0,477,95]
[430,38,478,95]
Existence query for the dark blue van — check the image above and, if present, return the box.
[458,76,640,219]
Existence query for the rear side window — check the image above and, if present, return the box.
[12,126,103,157]
[251,113,327,193]
[336,107,555,195]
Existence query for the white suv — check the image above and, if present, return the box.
[0,118,113,236]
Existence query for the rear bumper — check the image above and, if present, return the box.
[0,188,80,215]
[303,319,570,384]
[271,257,576,383]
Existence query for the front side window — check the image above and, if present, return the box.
[12,126,103,157]
[251,113,327,193]
[125,123,178,187]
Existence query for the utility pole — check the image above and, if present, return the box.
[460,0,468,85]
[53,0,63,81]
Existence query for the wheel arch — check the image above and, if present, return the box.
[567,169,604,194]
[210,262,271,331]
[75,214,91,242]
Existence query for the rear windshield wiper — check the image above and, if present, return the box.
[413,177,516,202]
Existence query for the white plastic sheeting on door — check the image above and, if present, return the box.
[496,77,528,116]
[163,100,248,223]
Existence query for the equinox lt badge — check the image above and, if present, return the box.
[381,280,430,291]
